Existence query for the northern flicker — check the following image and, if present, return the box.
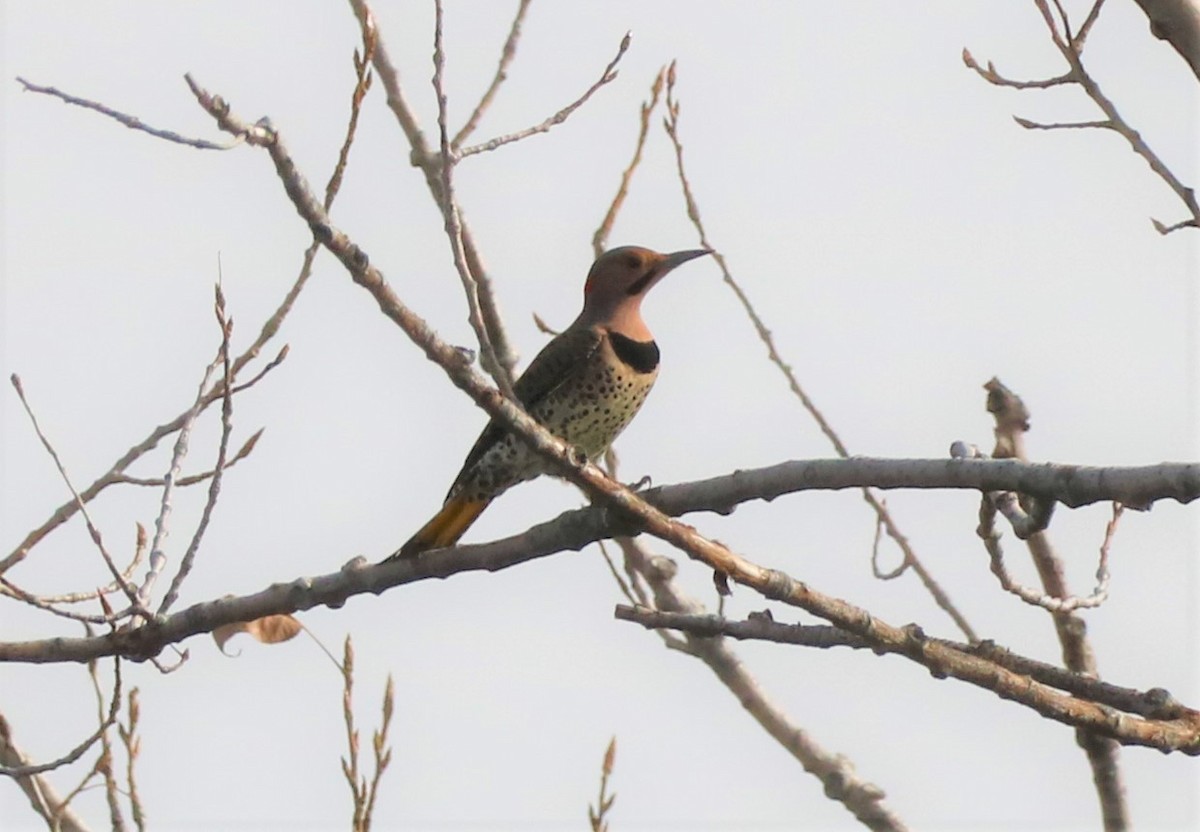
[388,245,710,560]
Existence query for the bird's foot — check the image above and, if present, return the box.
[625,474,653,492]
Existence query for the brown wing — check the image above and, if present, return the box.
[445,325,604,498]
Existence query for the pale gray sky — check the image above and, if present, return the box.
[2,2,1198,830]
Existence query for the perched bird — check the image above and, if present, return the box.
[388,245,710,561]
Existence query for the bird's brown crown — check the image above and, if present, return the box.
[583,246,662,299]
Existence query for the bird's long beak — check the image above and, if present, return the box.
[661,248,712,274]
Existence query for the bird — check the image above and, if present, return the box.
[387,245,710,561]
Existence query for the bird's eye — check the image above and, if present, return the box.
[624,253,642,270]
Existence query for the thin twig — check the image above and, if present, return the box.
[596,539,638,606]
[347,0,520,380]
[0,576,119,625]
[117,688,146,832]
[0,657,122,777]
[1014,116,1113,130]
[452,0,533,149]
[134,332,224,610]
[157,285,237,615]
[587,737,618,832]
[339,637,393,832]
[5,523,147,606]
[456,32,631,159]
[327,9,378,210]
[1075,0,1108,46]
[0,711,92,830]
[660,64,977,642]
[592,67,666,257]
[87,651,127,832]
[431,0,517,398]
[965,0,1199,235]
[983,375,1127,831]
[16,77,240,150]
[9,375,144,612]
[112,429,262,487]
[363,674,394,828]
[341,638,364,830]
[870,509,906,580]
[961,50,1075,88]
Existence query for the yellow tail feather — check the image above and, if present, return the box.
[386,495,492,561]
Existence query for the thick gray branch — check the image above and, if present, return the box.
[646,457,1200,512]
[1132,0,1200,79]
[2,456,1196,665]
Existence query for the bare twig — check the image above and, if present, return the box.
[431,0,517,399]
[117,688,146,832]
[0,576,120,625]
[0,711,93,831]
[457,32,631,159]
[983,376,1127,831]
[348,0,519,380]
[587,737,618,832]
[363,674,394,828]
[452,0,533,149]
[592,67,666,257]
[157,285,237,615]
[8,524,147,607]
[1013,116,1113,131]
[112,429,262,487]
[341,638,363,830]
[9,375,143,612]
[596,539,639,606]
[961,50,1074,88]
[133,324,224,610]
[0,657,122,777]
[977,495,1114,613]
[965,0,1200,234]
[87,653,127,832]
[870,509,906,580]
[16,76,240,150]
[340,637,393,832]
[326,13,377,210]
[660,64,977,642]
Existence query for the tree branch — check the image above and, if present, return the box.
[0,711,93,830]
[612,537,908,830]
[451,0,532,149]
[614,606,1194,722]
[1131,0,1200,79]
[347,0,519,381]
[16,76,240,150]
[983,377,1127,831]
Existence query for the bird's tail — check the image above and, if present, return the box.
[385,494,492,562]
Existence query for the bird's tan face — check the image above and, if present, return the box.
[584,246,709,300]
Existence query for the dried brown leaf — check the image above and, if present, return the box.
[213,613,302,651]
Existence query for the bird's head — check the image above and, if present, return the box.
[582,246,710,317]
